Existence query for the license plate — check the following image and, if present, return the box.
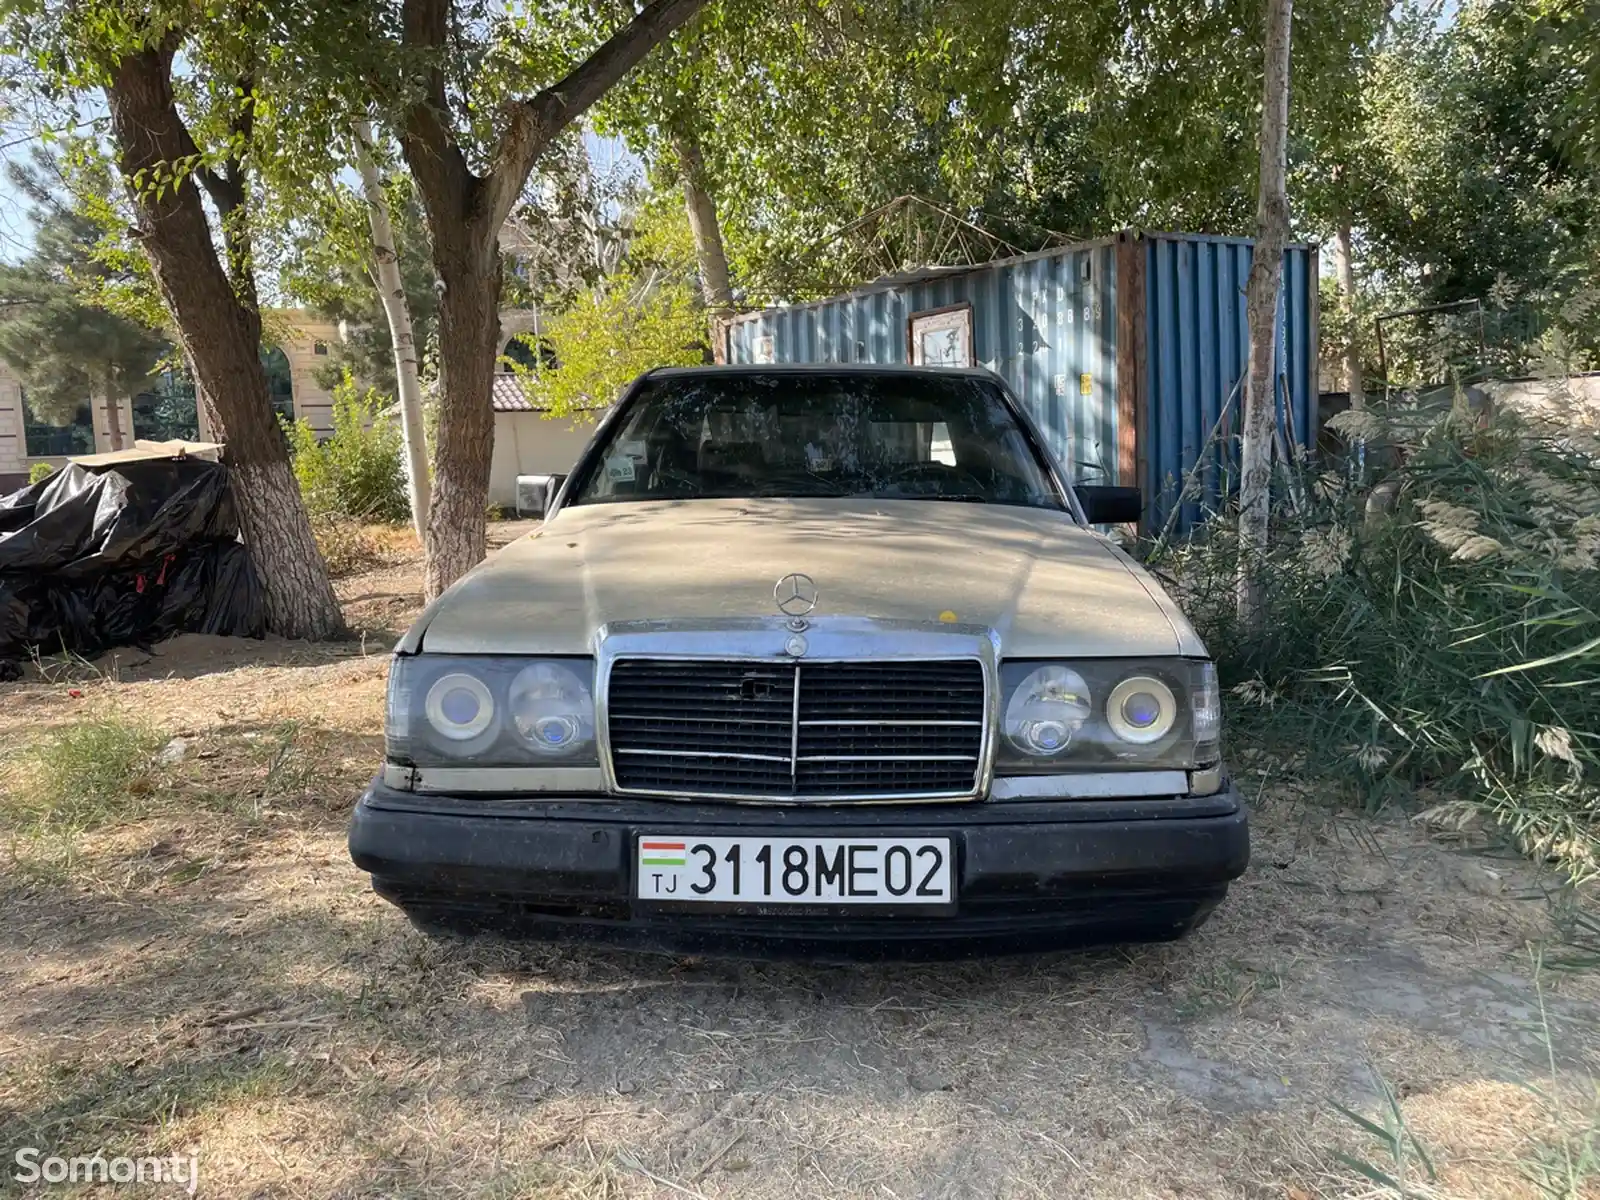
[635,836,954,905]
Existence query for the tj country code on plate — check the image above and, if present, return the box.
[636,836,954,905]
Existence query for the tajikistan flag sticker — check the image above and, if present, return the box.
[639,840,687,867]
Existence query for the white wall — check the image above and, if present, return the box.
[0,369,26,488]
[487,410,603,507]
[1482,374,1600,425]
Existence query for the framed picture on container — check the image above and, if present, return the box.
[908,304,973,368]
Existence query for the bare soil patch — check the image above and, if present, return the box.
[1,535,1596,1199]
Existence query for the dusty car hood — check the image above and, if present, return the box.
[411,499,1205,659]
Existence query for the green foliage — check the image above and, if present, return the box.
[1352,0,1600,375]
[27,463,56,485]
[515,206,705,417]
[1161,388,1600,872]
[597,0,1388,300]
[285,374,407,523]
[0,148,169,426]
[278,171,442,397]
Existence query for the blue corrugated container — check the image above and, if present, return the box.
[722,230,1320,533]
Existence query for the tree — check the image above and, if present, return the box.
[515,203,706,416]
[592,0,1389,303]
[352,119,430,541]
[327,0,711,600]
[674,130,733,315]
[106,36,344,637]
[0,149,167,443]
[2,5,348,639]
[279,182,442,399]
[1237,0,1295,627]
[499,131,643,313]
[1358,0,1600,373]
[591,12,736,313]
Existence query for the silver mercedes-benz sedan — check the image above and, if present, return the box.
[349,365,1247,957]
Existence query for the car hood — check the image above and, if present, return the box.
[410,498,1205,659]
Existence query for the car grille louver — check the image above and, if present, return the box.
[607,659,984,799]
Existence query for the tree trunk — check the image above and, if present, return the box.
[393,0,709,599]
[104,44,345,640]
[1236,0,1295,629]
[1331,218,1365,410]
[421,222,499,602]
[353,118,432,544]
[676,131,733,314]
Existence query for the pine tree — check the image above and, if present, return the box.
[0,150,168,437]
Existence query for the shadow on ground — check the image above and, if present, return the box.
[3,786,1598,1199]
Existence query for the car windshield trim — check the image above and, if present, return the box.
[564,370,1071,516]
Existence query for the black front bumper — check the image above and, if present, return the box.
[348,782,1249,959]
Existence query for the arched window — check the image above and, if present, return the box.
[21,389,94,457]
[501,335,556,372]
[500,336,540,372]
[132,370,199,442]
[261,347,294,422]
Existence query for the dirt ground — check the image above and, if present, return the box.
[2,524,1597,1199]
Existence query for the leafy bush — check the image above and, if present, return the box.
[27,462,55,485]
[286,373,408,523]
[1159,385,1600,872]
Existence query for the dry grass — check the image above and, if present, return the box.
[1,546,1598,1199]
[313,518,419,579]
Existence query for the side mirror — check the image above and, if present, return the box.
[1075,485,1142,526]
[514,473,567,520]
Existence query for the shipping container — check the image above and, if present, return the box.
[721,230,1320,533]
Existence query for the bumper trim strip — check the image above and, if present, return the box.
[990,770,1188,800]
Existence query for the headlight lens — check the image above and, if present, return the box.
[425,672,496,741]
[1004,666,1092,756]
[508,662,594,757]
[997,659,1219,772]
[1106,675,1177,744]
[386,655,598,766]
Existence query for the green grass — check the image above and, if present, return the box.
[1327,950,1600,1199]
[1329,1071,1439,1198]
[1175,958,1287,1020]
[0,718,164,836]
[0,1053,317,1171]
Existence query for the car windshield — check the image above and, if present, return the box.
[569,372,1062,509]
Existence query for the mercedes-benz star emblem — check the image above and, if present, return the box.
[774,572,818,618]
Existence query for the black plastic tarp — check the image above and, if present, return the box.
[0,458,264,663]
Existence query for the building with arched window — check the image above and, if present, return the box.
[1,308,606,495]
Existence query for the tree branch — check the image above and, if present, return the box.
[482,0,709,233]
[399,0,478,229]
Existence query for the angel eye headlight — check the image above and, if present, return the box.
[1107,675,1178,745]
[508,662,595,757]
[424,672,495,741]
[1004,665,1092,757]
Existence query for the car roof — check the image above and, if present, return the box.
[647,363,1000,381]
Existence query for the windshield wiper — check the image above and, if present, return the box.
[870,491,994,503]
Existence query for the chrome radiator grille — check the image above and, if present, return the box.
[606,659,985,799]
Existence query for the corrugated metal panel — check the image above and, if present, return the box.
[725,231,1318,532]
[724,240,1122,484]
[1142,235,1317,533]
